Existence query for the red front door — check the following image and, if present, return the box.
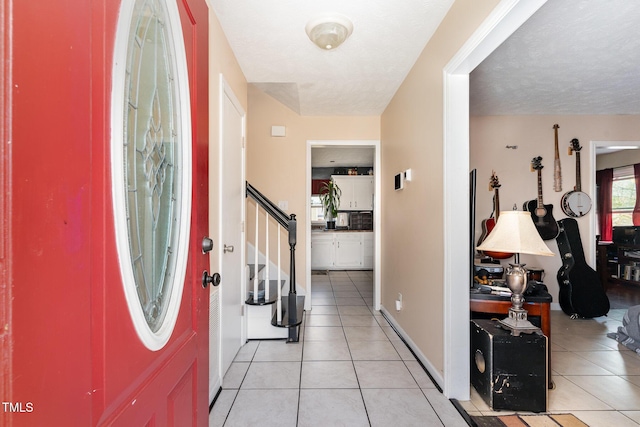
[2,0,209,425]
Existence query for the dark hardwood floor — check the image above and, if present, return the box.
[606,281,640,309]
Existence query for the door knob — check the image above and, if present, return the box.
[202,271,221,288]
[224,244,234,253]
[202,237,214,253]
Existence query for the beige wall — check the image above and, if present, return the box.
[208,10,248,276]
[597,147,640,170]
[470,115,640,301]
[246,85,380,291]
[380,0,500,378]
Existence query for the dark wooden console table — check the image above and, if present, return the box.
[470,290,553,388]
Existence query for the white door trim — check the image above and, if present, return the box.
[442,0,547,399]
[217,73,247,377]
[306,140,381,311]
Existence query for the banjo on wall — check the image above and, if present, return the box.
[561,138,592,217]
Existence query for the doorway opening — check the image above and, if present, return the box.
[591,140,640,309]
[305,140,381,312]
[443,0,547,398]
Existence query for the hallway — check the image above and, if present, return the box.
[209,270,467,426]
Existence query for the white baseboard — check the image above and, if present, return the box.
[380,305,444,390]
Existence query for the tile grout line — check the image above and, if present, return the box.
[220,343,255,426]
[339,272,373,426]
[295,310,306,427]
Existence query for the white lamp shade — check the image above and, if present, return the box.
[476,211,554,256]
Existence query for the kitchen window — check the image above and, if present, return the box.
[311,195,324,223]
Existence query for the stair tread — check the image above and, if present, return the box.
[271,295,305,328]
[245,279,284,305]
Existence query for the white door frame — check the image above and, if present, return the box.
[306,140,381,311]
[443,0,547,399]
[217,74,247,380]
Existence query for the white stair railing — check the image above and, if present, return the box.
[246,182,301,342]
[252,202,281,306]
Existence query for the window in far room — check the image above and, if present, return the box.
[612,165,635,226]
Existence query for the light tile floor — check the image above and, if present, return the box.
[210,271,640,426]
[209,270,467,427]
[460,308,640,426]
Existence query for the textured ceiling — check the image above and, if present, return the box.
[312,147,374,168]
[210,0,454,116]
[212,1,640,117]
[470,0,640,115]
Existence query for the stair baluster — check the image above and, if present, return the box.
[264,209,269,302]
[253,202,259,304]
[277,224,282,323]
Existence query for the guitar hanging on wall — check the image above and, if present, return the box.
[561,138,592,217]
[477,172,513,259]
[524,156,559,240]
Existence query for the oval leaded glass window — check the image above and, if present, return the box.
[111,0,192,351]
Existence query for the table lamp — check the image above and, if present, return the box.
[476,210,554,335]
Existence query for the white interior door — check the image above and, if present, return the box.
[220,77,245,378]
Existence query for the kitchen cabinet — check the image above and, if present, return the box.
[311,233,335,269]
[332,176,374,211]
[334,234,363,268]
[353,178,374,210]
[363,233,374,269]
[311,232,373,270]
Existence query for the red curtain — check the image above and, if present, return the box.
[633,163,640,226]
[311,179,330,195]
[596,168,613,241]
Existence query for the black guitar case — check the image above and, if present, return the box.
[555,218,610,318]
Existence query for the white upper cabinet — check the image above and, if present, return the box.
[332,176,374,211]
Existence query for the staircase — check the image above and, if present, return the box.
[245,182,304,342]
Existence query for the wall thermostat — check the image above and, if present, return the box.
[394,173,404,191]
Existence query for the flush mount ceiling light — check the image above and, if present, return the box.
[305,14,353,51]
